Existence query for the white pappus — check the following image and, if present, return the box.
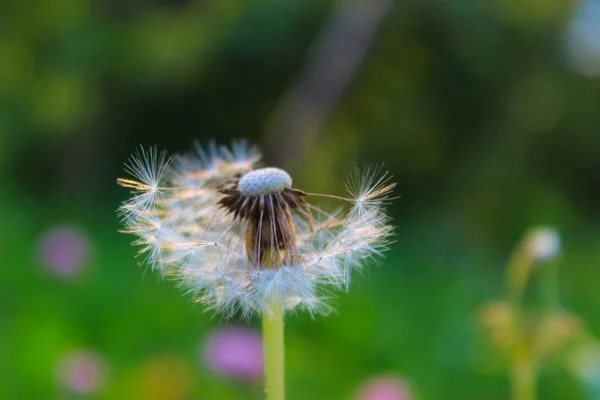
[117,140,395,318]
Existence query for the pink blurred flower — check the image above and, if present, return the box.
[354,376,413,400]
[202,326,264,381]
[38,225,91,277]
[56,348,108,395]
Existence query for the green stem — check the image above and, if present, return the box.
[262,301,285,400]
[511,341,537,400]
[506,244,537,400]
[538,261,559,315]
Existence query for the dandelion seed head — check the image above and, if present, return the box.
[525,226,560,262]
[238,167,292,197]
[117,140,395,317]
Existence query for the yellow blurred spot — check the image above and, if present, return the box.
[0,37,34,97]
[30,72,92,132]
[493,0,572,25]
[536,310,582,360]
[125,354,194,400]
[507,75,562,134]
[478,300,516,350]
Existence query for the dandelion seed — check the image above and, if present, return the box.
[117,146,172,218]
[117,140,395,317]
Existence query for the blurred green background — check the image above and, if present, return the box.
[3,0,600,399]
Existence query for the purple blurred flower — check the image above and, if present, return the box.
[202,326,264,381]
[38,225,90,277]
[56,348,108,395]
[354,376,413,400]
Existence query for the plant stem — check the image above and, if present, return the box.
[262,300,285,400]
[511,340,537,400]
[506,242,537,400]
[538,261,559,315]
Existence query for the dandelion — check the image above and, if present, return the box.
[498,227,563,400]
[117,140,395,400]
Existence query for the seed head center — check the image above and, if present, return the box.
[238,167,292,197]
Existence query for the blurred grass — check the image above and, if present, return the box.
[3,184,600,399]
[3,0,600,398]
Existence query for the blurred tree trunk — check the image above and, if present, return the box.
[264,0,393,172]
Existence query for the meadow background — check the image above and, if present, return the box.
[2,0,600,399]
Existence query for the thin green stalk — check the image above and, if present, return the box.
[506,230,561,400]
[537,261,559,315]
[511,340,537,400]
[506,245,537,400]
[506,248,533,311]
[262,300,285,400]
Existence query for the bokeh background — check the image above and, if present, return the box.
[3,0,600,399]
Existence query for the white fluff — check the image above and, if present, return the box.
[118,140,395,317]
